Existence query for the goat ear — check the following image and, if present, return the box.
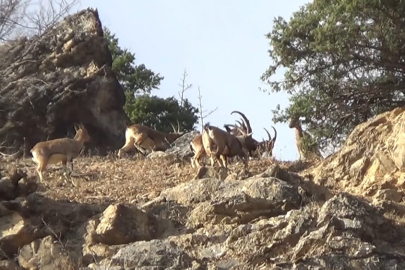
[74,124,79,132]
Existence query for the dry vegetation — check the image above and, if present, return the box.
[0,153,315,206]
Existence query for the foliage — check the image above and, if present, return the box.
[125,94,198,133]
[103,27,163,96]
[103,27,199,131]
[262,0,405,153]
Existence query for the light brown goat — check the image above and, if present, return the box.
[202,123,253,169]
[30,124,91,182]
[288,115,322,161]
[189,133,229,168]
[190,111,255,168]
[118,122,184,158]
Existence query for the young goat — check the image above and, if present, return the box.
[30,124,91,182]
[118,121,184,158]
[288,115,322,161]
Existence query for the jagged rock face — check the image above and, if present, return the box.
[311,107,405,200]
[0,8,129,156]
[2,161,405,269]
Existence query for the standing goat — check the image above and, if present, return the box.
[30,124,91,182]
[118,121,184,158]
[190,110,256,168]
[189,132,229,168]
[288,115,322,161]
[202,121,254,169]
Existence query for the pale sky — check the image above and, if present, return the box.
[78,0,310,161]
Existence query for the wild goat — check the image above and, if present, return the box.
[224,119,247,136]
[226,111,258,154]
[256,126,277,158]
[118,121,184,158]
[190,111,256,168]
[288,115,322,161]
[30,124,91,182]
[202,122,254,169]
[189,133,228,168]
[224,112,278,158]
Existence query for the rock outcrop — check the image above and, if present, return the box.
[311,107,405,202]
[0,8,129,156]
[3,157,405,269]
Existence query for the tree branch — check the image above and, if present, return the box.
[197,86,217,132]
[178,68,192,107]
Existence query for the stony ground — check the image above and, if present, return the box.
[1,154,314,206]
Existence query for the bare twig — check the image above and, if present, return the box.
[41,217,67,248]
[0,0,80,42]
[178,68,193,107]
[197,86,217,132]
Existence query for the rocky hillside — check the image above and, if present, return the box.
[1,107,405,269]
[0,8,129,156]
[312,107,405,202]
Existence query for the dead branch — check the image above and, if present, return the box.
[178,68,193,107]
[0,0,80,42]
[197,86,218,132]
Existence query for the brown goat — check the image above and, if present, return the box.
[118,122,184,158]
[288,115,322,161]
[202,123,252,169]
[30,124,91,182]
[189,132,230,168]
[190,110,256,168]
[224,111,278,158]
[228,111,258,155]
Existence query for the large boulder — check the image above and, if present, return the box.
[311,107,405,200]
[0,8,129,156]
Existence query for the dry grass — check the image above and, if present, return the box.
[0,154,314,206]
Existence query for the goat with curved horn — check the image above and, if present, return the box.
[231,111,252,134]
[258,126,277,157]
[229,111,258,156]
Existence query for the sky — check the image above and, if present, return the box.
[78,0,310,161]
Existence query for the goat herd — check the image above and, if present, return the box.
[30,110,322,182]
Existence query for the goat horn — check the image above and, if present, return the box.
[224,124,237,129]
[235,120,243,127]
[271,126,277,143]
[231,111,252,134]
[234,119,246,134]
[177,120,181,133]
[169,122,177,133]
[263,128,271,141]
